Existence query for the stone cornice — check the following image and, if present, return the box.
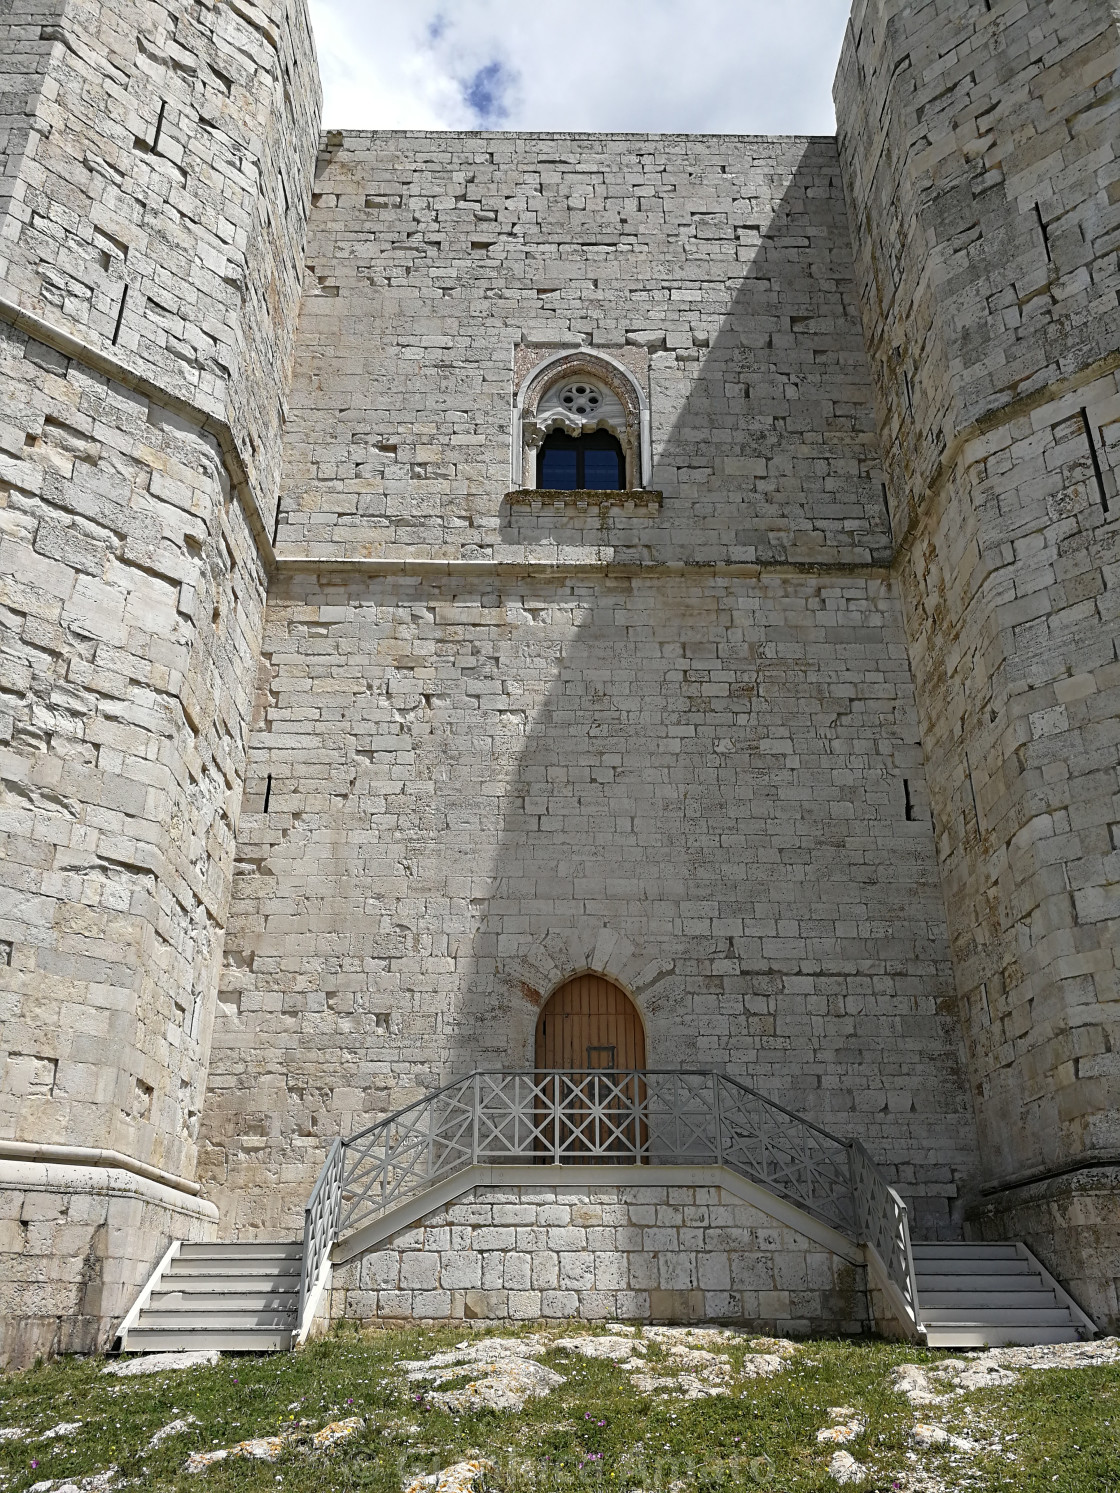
[0,1139,203,1198]
[271,556,893,581]
[0,292,276,576]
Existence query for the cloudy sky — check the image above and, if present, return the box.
[307,0,853,136]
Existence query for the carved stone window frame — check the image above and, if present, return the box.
[513,349,652,491]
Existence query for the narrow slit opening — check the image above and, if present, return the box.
[1081,407,1109,514]
[111,284,128,345]
[1034,202,1051,261]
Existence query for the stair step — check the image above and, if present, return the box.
[916,1272,1040,1288]
[924,1325,1081,1348]
[914,1259,1035,1278]
[179,1243,302,1260]
[921,1306,1075,1326]
[138,1309,296,1329]
[912,1242,1020,1258]
[125,1328,294,1352]
[160,1275,302,1295]
[151,1291,299,1312]
[919,1289,1059,1308]
[166,1261,301,1280]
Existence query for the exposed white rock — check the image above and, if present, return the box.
[402,1459,495,1493]
[891,1339,1119,1412]
[28,1471,118,1493]
[185,1416,363,1472]
[828,1449,867,1484]
[738,1354,788,1380]
[554,1336,647,1364]
[980,1338,1120,1372]
[816,1417,865,1445]
[400,1337,549,1371]
[642,1327,743,1347]
[103,1351,220,1378]
[891,1364,940,1406]
[629,1372,729,1401]
[910,1424,975,1452]
[746,1337,798,1357]
[403,1341,563,1413]
[147,1416,199,1450]
[664,1346,730,1375]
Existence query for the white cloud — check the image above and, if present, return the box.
[308,0,852,135]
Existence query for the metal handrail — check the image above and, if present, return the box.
[335,1069,855,1236]
[341,1068,851,1147]
[295,1136,343,1342]
[297,1069,923,1337]
[848,1138,924,1332]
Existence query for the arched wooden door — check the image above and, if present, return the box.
[535,973,645,1072]
[534,975,646,1163]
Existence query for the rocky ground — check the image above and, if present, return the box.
[0,1326,1116,1493]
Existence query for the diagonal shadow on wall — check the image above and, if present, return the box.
[449,143,976,1233]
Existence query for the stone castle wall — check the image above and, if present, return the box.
[199,564,977,1241]
[0,0,321,531]
[834,0,1120,1320]
[276,132,889,567]
[0,0,320,1355]
[2,0,1119,1362]
[196,134,979,1242]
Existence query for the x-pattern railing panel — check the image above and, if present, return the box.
[476,1072,557,1157]
[301,1069,922,1339]
[552,1071,645,1162]
[715,1077,856,1233]
[645,1072,715,1162]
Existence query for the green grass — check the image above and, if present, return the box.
[0,1326,1116,1493]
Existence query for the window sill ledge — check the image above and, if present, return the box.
[506,488,663,508]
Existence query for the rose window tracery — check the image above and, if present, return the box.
[558,381,602,416]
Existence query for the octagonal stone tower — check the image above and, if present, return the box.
[835,0,1120,1325]
[0,0,319,1362]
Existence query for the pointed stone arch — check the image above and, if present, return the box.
[513,349,651,490]
[535,972,646,1072]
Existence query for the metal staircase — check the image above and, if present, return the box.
[911,1241,1094,1347]
[115,1241,302,1352]
[113,1070,1097,1354]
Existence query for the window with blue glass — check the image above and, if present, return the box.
[537,429,625,490]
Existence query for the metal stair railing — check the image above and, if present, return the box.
[848,1137,924,1334]
[296,1069,922,1338]
[295,1136,344,1343]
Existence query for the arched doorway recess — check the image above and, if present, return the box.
[535,973,646,1072]
[533,974,647,1164]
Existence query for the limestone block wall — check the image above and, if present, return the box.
[0,0,64,224]
[277,132,888,568]
[968,1164,1120,1331]
[327,1181,869,1336]
[0,0,319,1361]
[0,320,267,1177]
[835,0,1120,1318]
[0,0,321,533]
[0,1156,216,1369]
[199,569,978,1241]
